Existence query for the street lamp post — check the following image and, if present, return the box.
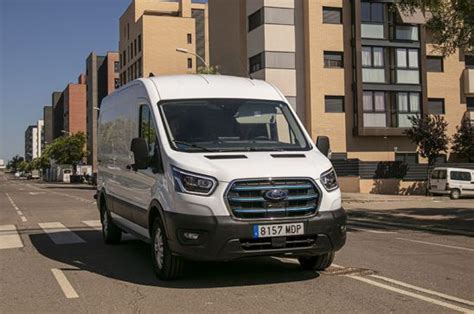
[176,48,209,73]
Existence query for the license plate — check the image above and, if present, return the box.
[253,223,304,239]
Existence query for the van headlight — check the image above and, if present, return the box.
[320,168,339,191]
[172,166,217,196]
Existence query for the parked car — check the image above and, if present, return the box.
[97,75,346,280]
[429,167,474,199]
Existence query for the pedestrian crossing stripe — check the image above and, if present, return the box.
[38,222,86,245]
[0,224,24,249]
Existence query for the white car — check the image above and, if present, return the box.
[429,167,474,199]
[97,75,346,279]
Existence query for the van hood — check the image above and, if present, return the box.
[168,150,333,183]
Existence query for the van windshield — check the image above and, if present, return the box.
[159,99,311,152]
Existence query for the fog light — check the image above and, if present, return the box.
[340,225,347,233]
[183,232,200,240]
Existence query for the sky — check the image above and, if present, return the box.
[0,0,205,162]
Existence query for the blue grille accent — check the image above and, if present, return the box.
[226,179,319,219]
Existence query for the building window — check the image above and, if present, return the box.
[127,23,130,40]
[361,1,384,39]
[396,48,420,84]
[428,98,445,114]
[138,35,142,52]
[114,61,120,73]
[396,92,420,127]
[264,7,294,25]
[325,96,344,112]
[324,51,343,68]
[134,39,137,56]
[395,152,418,164]
[114,78,120,89]
[123,50,126,66]
[249,53,264,73]
[187,33,192,44]
[323,7,342,24]
[187,58,193,69]
[427,56,444,72]
[248,9,263,32]
[395,25,419,41]
[362,46,385,83]
[138,58,142,77]
[363,91,387,127]
[465,55,474,69]
[467,97,474,111]
[264,51,295,69]
[131,42,134,59]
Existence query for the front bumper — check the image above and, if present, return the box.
[162,208,347,261]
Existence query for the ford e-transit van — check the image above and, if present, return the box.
[97,75,346,280]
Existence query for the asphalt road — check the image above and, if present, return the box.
[1,172,473,313]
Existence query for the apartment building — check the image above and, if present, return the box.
[86,51,120,171]
[63,79,87,135]
[43,106,53,148]
[118,0,209,85]
[24,125,38,161]
[52,91,64,139]
[209,0,473,193]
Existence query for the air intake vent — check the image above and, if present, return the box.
[205,155,248,160]
[271,154,306,158]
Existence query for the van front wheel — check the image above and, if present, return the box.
[151,217,184,280]
[450,189,461,200]
[298,252,335,271]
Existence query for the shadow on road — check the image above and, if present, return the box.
[29,230,319,288]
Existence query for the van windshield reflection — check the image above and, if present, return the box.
[160,99,310,152]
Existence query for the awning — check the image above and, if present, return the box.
[396,4,427,25]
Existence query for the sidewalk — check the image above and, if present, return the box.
[35,181,96,190]
[342,192,435,203]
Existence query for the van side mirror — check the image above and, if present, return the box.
[130,138,150,170]
[316,136,331,158]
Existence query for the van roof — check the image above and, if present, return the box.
[433,167,474,172]
[146,75,286,102]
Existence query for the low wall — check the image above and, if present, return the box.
[358,179,427,195]
[338,176,360,193]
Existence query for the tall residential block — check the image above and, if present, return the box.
[52,91,64,139]
[86,51,120,171]
[24,125,38,161]
[118,0,209,85]
[43,106,53,147]
[63,80,87,135]
[209,0,473,192]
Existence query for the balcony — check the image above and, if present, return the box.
[464,111,474,127]
[464,69,474,95]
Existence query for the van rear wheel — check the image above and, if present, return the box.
[298,252,335,271]
[450,189,461,200]
[151,217,184,280]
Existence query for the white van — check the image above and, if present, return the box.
[429,167,474,199]
[97,75,346,279]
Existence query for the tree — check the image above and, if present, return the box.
[47,132,87,174]
[404,114,450,166]
[6,155,24,172]
[197,65,220,74]
[451,117,474,162]
[398,0,474,55]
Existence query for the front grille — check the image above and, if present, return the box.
[226,179,319,219]
[240,235,317,251]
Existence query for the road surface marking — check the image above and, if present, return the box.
[348,226,396,234]
[82,220,101,230]
[51,269,79,299]
[39,222,85,244]
[5,193,27,222]
[347,275,473,313]
[370,274,474,307]
[396,237,474,252]
[0,225,24,249]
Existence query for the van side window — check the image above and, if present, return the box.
[450,171,471,181]
[139,105,156,156]
[431,170,439,179]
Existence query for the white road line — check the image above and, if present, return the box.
[370,274,474,307]
[82,220,101,230]
[5,193,27,222]
[20,216,27,222]
[348,226,396,234]
[396,237,474,252]
[39,222,85,245]
[51,269,79,299]
[0,225,24,249]
[347,275,473,313]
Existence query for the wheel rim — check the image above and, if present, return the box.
[154,227,164,270]
[102,210,108,236]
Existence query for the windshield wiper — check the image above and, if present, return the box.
[172,140,213,152]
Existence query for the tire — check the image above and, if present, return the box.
[450,189,461,200]
[298,252,335,271]
[151,216,184,280]
[100,199,122,244]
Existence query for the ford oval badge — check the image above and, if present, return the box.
[264,189,288,202]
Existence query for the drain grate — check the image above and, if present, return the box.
[322,266,375,276]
